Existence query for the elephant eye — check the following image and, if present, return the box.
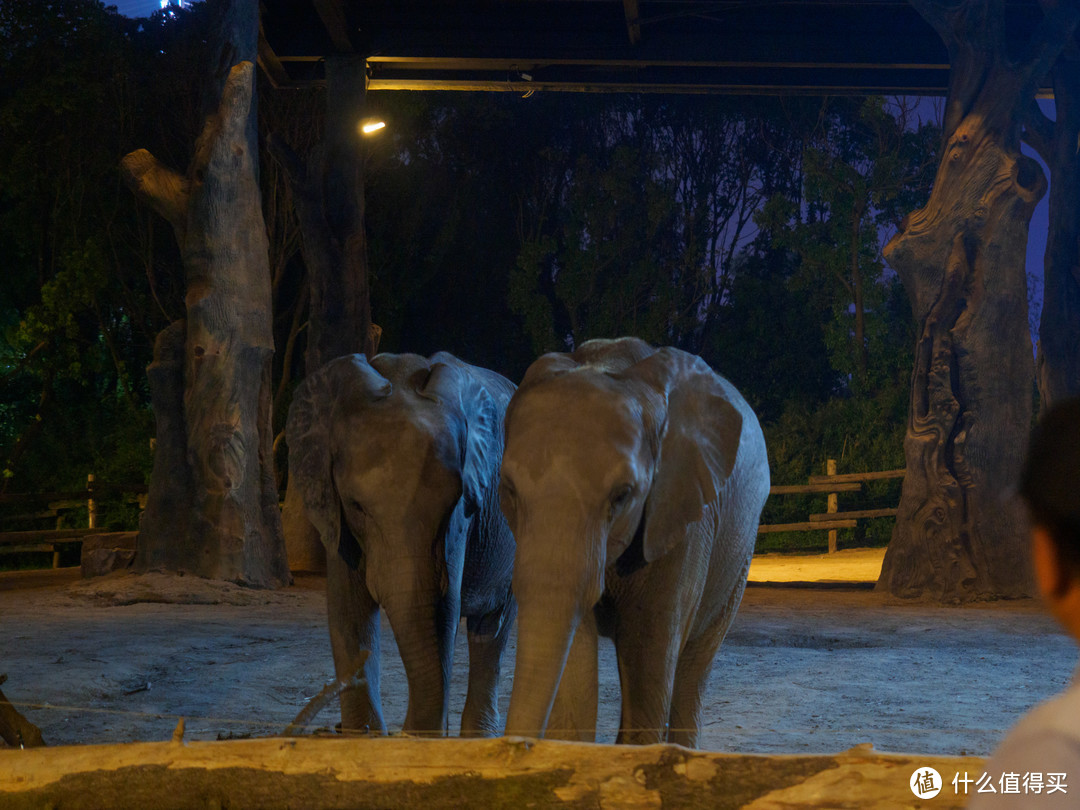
[608,484,633,517]
[498,478,517,523]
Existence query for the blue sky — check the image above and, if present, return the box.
[113,0,166,18]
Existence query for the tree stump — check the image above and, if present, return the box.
[878,0,1078,601]
[121,60,289,588]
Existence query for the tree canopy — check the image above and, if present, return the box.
[1,3,941,556]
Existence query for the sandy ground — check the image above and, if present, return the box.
[0,556,1075,759]
[747,547,887,583]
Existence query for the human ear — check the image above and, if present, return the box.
[1032,525,1080,642]
[1032,526,1071,603]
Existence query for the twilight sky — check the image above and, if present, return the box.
[112,0,162,17]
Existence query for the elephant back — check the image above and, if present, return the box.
[518,337,657,392]
[572,337,656,372]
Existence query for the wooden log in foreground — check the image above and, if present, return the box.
[0,736,983,809]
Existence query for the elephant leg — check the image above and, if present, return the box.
[326,550,385,735]
[383,583,458,736]
[668,578,748,748]
[666,634,722,749]
[461,599,517,737]
[613,614,679,745]
[546,608,598,742]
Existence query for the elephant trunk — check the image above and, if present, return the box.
[381,570,456,736]
[506,527,603,740]
[505,598,581,739]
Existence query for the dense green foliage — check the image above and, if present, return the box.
[1,3,940,554]
[0,1,216,500]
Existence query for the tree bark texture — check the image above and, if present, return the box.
[1028,27,1080,410]
[121,60,289,588]
[878,0,1077,601]
[269,55,378,572]
[270,55,377,369]
[138,321,194,568]
[0,737,985,810]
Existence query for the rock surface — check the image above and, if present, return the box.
[79,533,138,579]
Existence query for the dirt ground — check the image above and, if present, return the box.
[0,562,1075,758]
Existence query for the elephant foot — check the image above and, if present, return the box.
[460,713,502,738]
[615,727,666,746]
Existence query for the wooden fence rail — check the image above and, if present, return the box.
[760,462,905,553]
[0,475,147,567]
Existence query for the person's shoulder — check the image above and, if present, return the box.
[976,682,1080,792]
[1009,680,1080,741]
[968,688,1080,808]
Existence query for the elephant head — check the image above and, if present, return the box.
[500,338,762,741]
[289,354,500,561]
[286,352,509,735]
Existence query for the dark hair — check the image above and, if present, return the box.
[1019,397,1080,571]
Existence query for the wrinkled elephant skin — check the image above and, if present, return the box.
[500,337,769,747]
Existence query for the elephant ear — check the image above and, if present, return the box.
[286,354,391,551]
[632,348,744,564]
[422,358,500,515]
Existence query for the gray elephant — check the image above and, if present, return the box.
[499,337,769,747]
[286,352,516,736]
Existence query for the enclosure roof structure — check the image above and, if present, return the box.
[258,0,1050,96]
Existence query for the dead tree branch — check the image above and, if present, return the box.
[0,675,46,749]
[284,652,370,737]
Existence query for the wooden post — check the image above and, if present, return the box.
[87,474,98,530]
[62,473,99,569]
[826,459,838,554]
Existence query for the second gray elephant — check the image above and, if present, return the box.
[287,352,516,736]
[500,337,770,747]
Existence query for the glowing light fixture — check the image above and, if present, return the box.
[360,118,386,135]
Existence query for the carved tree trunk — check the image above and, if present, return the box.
[1028,37,1080,410]
[878,0,1077,601]
[270,55,378,572]
[121,57,290,588]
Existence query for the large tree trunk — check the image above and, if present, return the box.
[878,0,1077,601]
[269,55,379,572]
[1028,39,1080,410]
[120,0,289,588]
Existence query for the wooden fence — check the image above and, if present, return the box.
[0,475,147,567]
[2,464,905,567]
[758,461,905,553]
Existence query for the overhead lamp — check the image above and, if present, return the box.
[359,117,386,136]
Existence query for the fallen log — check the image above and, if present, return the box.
[0,675,45,749]
[0,736,983,809]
